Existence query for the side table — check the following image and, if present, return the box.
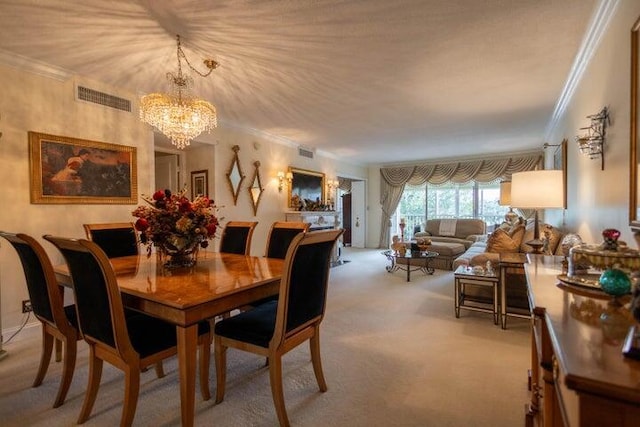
[453,265,500,324]
[498,252,529,329]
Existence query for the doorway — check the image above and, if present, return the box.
[154,151,180,192]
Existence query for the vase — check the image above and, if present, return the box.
[159,234,200,268]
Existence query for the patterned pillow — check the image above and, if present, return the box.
[486,227,522,253]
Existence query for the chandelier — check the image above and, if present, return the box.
[140,35,219,149]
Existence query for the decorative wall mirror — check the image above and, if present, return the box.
[226,145,245,205]
[287,167,326,210]
[630,15,640,228]
[249,161,264,216]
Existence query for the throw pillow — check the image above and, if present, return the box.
[486,228,521,253]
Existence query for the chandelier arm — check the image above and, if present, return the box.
[176,35,216,78]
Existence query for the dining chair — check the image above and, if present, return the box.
[246,221,311,309]
[218,221,258,255]
[213,228,344,427]
[82,222,139,258]
[0,231,80,408]
[264,221,310,259]
[43,235,212,426]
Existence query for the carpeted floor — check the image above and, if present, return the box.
[0,248,531,426]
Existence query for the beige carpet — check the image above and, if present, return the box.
[0,248,531,426]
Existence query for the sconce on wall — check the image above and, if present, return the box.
[326,179,339,191]
[575,106,610,170]
[277,170,293,193]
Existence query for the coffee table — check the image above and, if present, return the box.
[383,250,439,282]
[453,265,499,324]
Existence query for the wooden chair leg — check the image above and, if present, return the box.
[214,338,227,404]
[199,333,211,401]
[121,366,140,427]
[78,348,103,424]
[268,355,290,427]
[53,337,77,408]
[154,362,165,378]
[310,330,327,392]
[33,327,53,387]
[55,337,62,362]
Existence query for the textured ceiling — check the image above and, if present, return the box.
[0,0,598,165]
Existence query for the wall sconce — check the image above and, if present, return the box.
[575,106,610,170]
[277,171,292,193]
[326,179,339,191]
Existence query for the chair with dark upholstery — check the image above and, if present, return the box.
[43,235,212,426]
[218,221,258,255]
[264,221,310,259]
[83,222,139,258]
[0,231,79,408]
[213,229,343,427]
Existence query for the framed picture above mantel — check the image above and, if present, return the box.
[29,131,137,204]
[287,167,326,210]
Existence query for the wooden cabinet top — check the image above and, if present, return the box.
[525,255,640,405]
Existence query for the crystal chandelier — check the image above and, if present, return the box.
[140,35,219,149]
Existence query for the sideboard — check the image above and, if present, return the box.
[524,255,640,427]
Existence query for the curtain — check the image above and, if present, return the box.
[378,167,414,248]
[378,153,543,247]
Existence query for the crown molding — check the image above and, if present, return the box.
[544,0,620,140]
[0,49,70,81]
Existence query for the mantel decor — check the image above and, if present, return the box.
[29,131,137,204]
[140,34,219,149]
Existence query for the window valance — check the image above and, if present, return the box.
[380,153,543,187]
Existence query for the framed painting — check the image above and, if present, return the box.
[287,167,326,210]
[29,131,137,204]
[191,169,209,198]
[553,138,568,208]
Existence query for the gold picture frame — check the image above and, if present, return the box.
[554,138,568,208]
[29,131,137,204]
[287,167,326,209]
[191,169,208,198]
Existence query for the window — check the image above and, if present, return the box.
[394,182,507,237]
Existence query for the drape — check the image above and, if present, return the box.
[377,153,543,248]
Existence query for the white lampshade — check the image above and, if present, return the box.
[499,181,511,206]
[510,170,564,209]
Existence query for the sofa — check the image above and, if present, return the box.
[413,219,486,270]
[452,220,564,269]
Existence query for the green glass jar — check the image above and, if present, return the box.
[598,268,631,296]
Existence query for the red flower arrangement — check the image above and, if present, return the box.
[132,187,220,257]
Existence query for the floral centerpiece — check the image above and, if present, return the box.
[132,187,219,267]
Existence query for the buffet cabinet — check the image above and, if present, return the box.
[524,255,640,427]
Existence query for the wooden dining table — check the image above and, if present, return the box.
[53,251,284,427]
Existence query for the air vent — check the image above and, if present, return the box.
[298,146,314,159]
[76,85,132,112]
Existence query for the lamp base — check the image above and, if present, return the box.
[527,210,544,254]
[525,238,545,254]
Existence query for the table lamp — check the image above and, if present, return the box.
[510,170,564,254]
[499,180,519,225]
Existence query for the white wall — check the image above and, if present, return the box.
[546,0,640,246]
[0,64,367,338]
